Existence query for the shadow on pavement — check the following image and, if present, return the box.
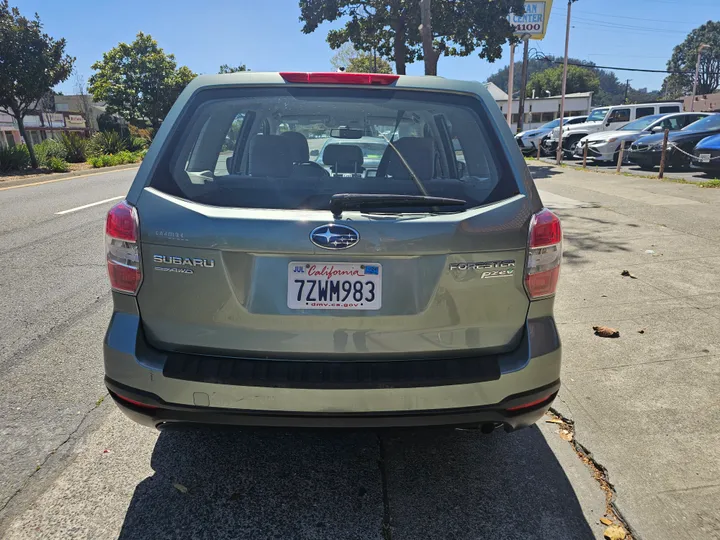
[558,213,632,267]
[118,426,595,540]
[528,164,563,180]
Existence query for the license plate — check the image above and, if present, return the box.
[288,263,382,310]
[699,153,711,163]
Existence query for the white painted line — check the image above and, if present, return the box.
[55,195,124,215]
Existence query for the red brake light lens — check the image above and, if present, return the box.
[106,201,142,295]
[525,209,562,300]
[280,72,400,85]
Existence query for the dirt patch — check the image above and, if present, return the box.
[0,162,93,184]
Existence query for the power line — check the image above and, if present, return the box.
[552,8,696,25]
[538,57,720,76]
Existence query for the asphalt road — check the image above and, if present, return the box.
[0,167,609,539]
[2,164,718,539]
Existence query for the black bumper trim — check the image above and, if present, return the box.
[105,376,560,430]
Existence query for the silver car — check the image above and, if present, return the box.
[104,72,562,431]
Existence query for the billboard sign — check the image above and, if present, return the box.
[510,0,553,40]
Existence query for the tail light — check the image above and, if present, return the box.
[525,209,562,299]
[106,201,142,294]
[280,72,399,85]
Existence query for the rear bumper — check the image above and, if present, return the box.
[104,301,561,430]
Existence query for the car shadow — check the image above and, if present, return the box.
[527,164,563,180]
[118,425,596,540]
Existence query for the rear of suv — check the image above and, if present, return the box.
[104,72,562,431]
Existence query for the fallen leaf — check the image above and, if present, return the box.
[559,429,573,441]
[600,517,613,526]
[546,418,564,424]
[604,524,627,540]
[102,449,112,454]
[638,329,645,334]
[601,294,608,298]
[620,270,637,279]
[173,483,188,494]
[593,326,620,338]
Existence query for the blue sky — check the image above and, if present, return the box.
[12,0,720,95]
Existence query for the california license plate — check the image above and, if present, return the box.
[699,153,711,163]
[287,263,382,310]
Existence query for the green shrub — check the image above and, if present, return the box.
[48,157,70,172]
[0,144,31,172]
[93,131,127,155]
[128,136,148,152]
[60,133,87,163]
[35,139,68,167]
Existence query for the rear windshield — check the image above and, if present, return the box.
[151,87,518,212]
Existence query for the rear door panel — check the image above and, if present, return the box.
[136,187,533,356]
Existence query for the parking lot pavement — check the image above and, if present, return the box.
[535,156,719,183]
[531,161,720,540]
[0,406,608,540]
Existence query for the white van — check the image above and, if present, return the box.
[544,102,682,156]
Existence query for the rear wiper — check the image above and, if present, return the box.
[329,193,466,219]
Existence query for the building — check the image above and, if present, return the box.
[0,111,21,148]
[485,82,594,132]
[682,92,720,113]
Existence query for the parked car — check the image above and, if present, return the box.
[515,116,587,156]
[691,133,720,174]
[628,113,720,170]
[544,102,682,157]
[574,112,710,163]
[103,72,562,431]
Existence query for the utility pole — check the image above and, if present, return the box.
[624,79,632,103]
[556,0,578,165]
[506,43,516,127]
[691,44,710,111]
[517,36,531,133]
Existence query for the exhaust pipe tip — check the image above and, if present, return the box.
[480,422,502,434]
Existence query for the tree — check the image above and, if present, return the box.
[0,1,74,168]
[330,43,393,73]
[89,32,196,130]
[299,0,523,75]
[73,70,95,133]
[219,64,249,74]
[663,21,720,97]
[526,65,600,97]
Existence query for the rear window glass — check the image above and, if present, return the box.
[153,87,518,212]
[659,105,680,114]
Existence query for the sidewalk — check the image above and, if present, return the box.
[530,161,720,540]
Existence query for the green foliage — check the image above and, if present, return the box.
[0,144,31,172]
[34,138,67,167]
[89,32,196,130]
[527,65,600,98]
[60,132,87,163]
[87,150,145,168]
[128,137,148,152]
[663,21,720,97]
[219,64,249,73]
[0,1,74,168]
[97,112,123,133]
[89,131,127,156]
[299,0,523,75]
[47,156,69,172]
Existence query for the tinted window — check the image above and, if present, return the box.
[608,108,631,123]
[683,114,720,132]
[659,105,681,114]
[635,107,655,119]
[155,87,517,212]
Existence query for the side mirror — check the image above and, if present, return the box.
[650,126,663,134]
[310,149,320,157]
[605,121,612,127]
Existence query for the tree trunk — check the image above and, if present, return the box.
[16,116,39,169]
[393,15,407,75]
[420,0,440,76]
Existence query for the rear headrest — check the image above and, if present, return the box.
[249,135,293,177]
[323,144,364,169]
[378,137,435,182]
[280,131,310,163]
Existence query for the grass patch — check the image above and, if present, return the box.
[96,396,105,406]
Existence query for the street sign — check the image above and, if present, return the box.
[509,0,553,40]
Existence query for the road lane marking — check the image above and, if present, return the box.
[55,196,124,215]
[0,166,139,192]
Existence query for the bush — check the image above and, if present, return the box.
[60,133,87,163]
[47,157,70,172]
[35,139,68,167]
[87,150,145,168]
[128,136,148,152]
[93,131,127,155]
[0,144,31,172]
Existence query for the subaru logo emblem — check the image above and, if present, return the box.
[310,224,360,250]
